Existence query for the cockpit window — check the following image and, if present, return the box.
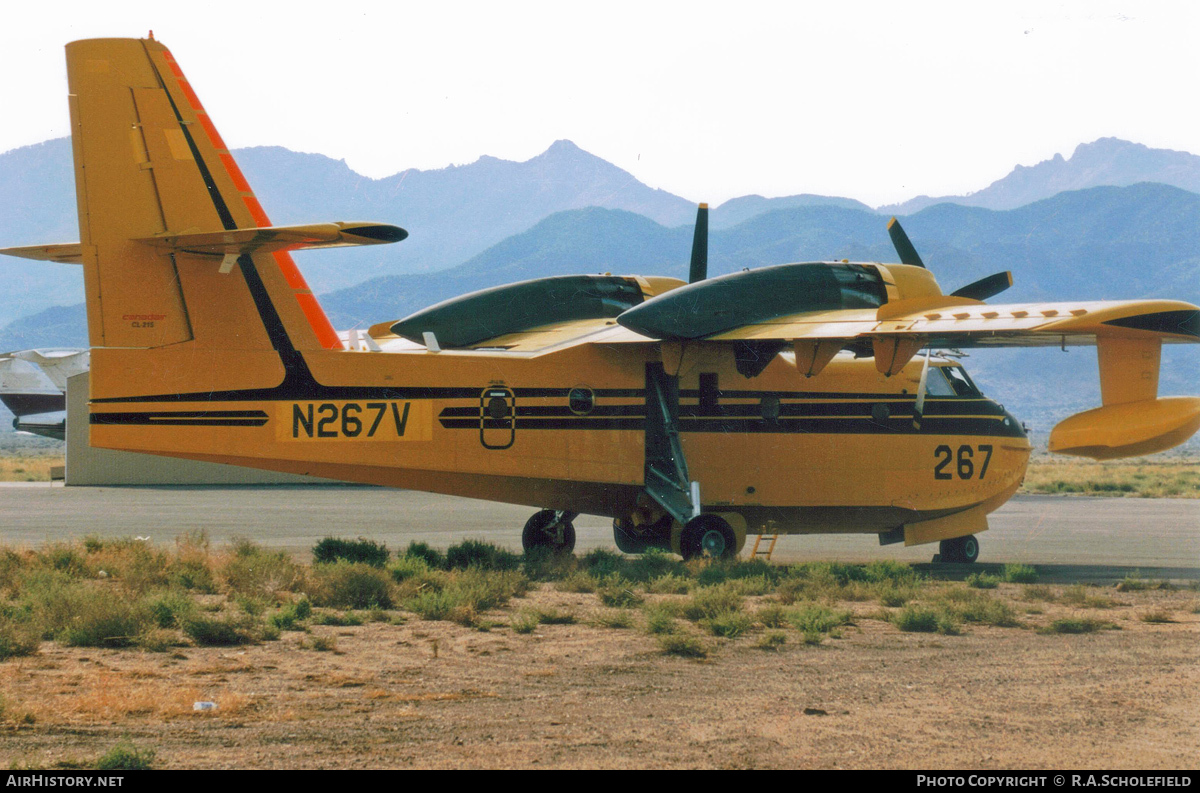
[941,365,981,397]
[925,368,956,396]
[925,365,981,397]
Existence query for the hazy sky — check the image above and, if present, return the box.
[2,0,1197,206]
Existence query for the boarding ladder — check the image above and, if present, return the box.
[748,533,780,561]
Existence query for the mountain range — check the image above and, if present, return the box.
[2,135,1198,327]
[879,137,1200,215]
[0,135,1196,442]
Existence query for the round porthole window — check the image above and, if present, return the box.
[568,387,595,415]
[487,396,510,420]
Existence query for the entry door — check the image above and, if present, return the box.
[480,386,515,449]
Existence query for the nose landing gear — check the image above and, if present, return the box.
[521,509,577,554]
[937,534,980,564]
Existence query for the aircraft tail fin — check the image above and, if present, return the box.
[63,37,346,353]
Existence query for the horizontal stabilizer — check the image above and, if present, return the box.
[0,243,84,264]
[135,222,407,256]
[0,223,406,265]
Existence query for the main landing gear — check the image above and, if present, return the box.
[938,534,980,564]
[680,514,737,561]
[522,509,577,554]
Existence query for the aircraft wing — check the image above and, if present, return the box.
[705,298,1200,347]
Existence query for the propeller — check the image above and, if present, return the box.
[689,203,709,283]
[950,271,1013,302]
[886,217,925,268]
[886,216,1013,302]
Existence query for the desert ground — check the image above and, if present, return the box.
[1,535,1197,770]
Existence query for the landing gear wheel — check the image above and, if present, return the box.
[938,534,980,564]
[680,514,737,561]
[613,518,650,554]
[522,509,577,554]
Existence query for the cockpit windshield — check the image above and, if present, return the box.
[926,365,982,397]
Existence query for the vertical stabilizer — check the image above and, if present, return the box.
[66,37,341,354]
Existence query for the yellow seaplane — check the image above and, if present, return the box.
[4,37,1198,563]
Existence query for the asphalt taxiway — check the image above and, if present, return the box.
[0,484,1195,582]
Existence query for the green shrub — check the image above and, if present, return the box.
[521,546,578,582]
[580,549,626,579]
[625,549,686,583]
[756,604,788,629]
[388,555,433,583]
[311,610,364,627]
[1060,585,1118,609]
[182,614,260,646]
[168,560,217,593]
[309,562,393,609]
[402,541,447,570]
[756,631,787,650]
[534,607,576,625]
[681,584,743,621]
[58,590,147,648]
[703,611,753,638]
[44,544,88,578]
[96,741,155,771]
[0,612,40,660]
[555,571,598,593]
[1039,618,1109,634]
[0,549,27,595]
[1002,564,1039,584]
[786,603,851,634]
[659,633,708,658]
[313,537,390,567]
[862,560,921,585]
[874,583,916,607]
[510,612,539,634]
[893,605,959,635]
[643,573,691,595]
[642,604,678,635]
[966,572,1000,589]
[307,635,338,652]
[403,569,528,622]
[943,591,1021,627]
[590,610,633,629]
[221,541,305,598]
[598,577,643,608]
[1140,609,1174,624]
[270,597,313,631]
[446,540,520,571]
[146,591,196,629]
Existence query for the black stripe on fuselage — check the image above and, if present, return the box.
[451,414,1022,437]
[91,410,268,427]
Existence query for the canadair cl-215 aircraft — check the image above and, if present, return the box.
[3,37,1198,563]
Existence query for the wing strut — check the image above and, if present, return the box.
[643,362,698,524]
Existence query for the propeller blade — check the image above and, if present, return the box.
[950,271,1013,302]
[689,203,709,284]
[912,348,932,430]
[886,217,926,269]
